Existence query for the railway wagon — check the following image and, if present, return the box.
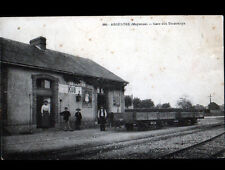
[112,108,204,131]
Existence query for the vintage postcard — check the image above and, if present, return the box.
[0,16,224,160]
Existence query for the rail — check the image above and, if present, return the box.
[159,132,225,159]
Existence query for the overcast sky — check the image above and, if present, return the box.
[0,16,223,107]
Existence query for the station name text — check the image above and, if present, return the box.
[102,22,186,27]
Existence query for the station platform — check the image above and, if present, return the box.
[2,127,113,156]
[2,116,224,159]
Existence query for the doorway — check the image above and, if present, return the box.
[32,74,59,129]
[97,94,107,110]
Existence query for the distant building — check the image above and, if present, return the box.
[0,36,128,134]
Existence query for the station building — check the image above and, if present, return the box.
[0,36,128,134]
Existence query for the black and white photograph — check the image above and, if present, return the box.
[0,16,224,160]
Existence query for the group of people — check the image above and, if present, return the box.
[60,105,110,131]
[40,100,112,131]
[60,107,82,131]
[40,100,82,131]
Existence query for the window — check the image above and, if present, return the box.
[113,91,120,106]
[82,88,92,108]
[97,88,104,94]
[36,79,51,89]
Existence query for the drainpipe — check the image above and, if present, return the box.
[28,93,33,134]
[59,99,62,127]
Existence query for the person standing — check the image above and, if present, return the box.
[75,108,82,130]
[60,107,72,131]
[98,106,107,131]
[41,100,51,129]
[108,112,114,128]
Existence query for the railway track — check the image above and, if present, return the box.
[159,132,225,159]
[57,123,224,159]
[5,123,224,159]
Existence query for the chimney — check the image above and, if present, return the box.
[29,36,46,50]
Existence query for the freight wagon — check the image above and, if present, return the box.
[112,108,204,131]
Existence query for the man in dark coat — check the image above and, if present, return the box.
[97,106,107,131]
[75,108,82,130]
[60,107,72,131]
[108,112,114,128]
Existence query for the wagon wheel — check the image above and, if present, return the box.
[191,118,197,125]
[125,123,133,131]
[167,120,174,126]
[156,121,163,129]
[137,122,148,131]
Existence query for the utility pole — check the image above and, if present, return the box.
[208,94,212,104]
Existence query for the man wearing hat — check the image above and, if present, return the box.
[75,108,82,130]
[60,107,72,131]
[97,106,107,131]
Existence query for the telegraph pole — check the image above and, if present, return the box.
[208,94,212,104]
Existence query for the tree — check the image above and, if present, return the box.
[140,99,154,108]
[208,102,220,110]
[193,104,205,110]
[125,95,132,108]
[155,104,162,109]
[176,97,193,109]
[161,103,171,108]
[133,98,155,108]
[133,98,141,108]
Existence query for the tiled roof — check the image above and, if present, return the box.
[0,37,127,84]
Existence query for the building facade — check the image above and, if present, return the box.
[0,36,128,134]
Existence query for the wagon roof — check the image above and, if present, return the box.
[0,37,128,84]
[125,108,204,112]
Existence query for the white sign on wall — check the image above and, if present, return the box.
[68,85,76,94]
[59,84,69,93]
[59,84,82,94]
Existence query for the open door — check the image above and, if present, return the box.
[97,94,106,109]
